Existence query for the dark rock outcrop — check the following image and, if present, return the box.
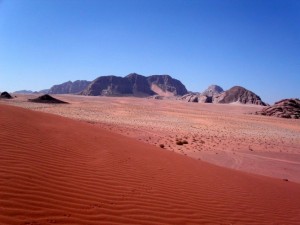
[28,94,68,104]
[126,73,155,96]
[0,92,13,99]
[214,86,266,105]
[255,99,300,119]
[81,76,132,96]
[147,75,188,96]
[81,74,188,97]
[49,80,91,94]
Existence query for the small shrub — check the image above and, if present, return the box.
[176,141,183,145]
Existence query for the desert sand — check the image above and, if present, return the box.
[5,94,300,183]
[1,103,300,224]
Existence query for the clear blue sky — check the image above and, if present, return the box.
[0,0,299,103]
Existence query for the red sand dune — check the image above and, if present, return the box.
[1,104,300,225]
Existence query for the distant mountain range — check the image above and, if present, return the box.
[48,80,91,94]
[12,73,267,105]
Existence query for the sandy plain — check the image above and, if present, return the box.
[5,94,300,183]
[1,100,300,224]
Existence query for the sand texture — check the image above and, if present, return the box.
[6,94,300,183]
[1,103,300,224]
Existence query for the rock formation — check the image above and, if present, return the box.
[28,94,68,104]
[126,73,155,96]
[255,99,300,119]
[201,85,224,97]
[81,76,133,96]
[81,74,188,97]
[147,75,188,96]
[0,92,13,99]
[181,85,224,103]
[49,80,91,94]
[13,90,34,94]
[214,86,266,106]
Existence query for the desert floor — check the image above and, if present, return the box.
[4,94,300,184]
[1,102,300,224]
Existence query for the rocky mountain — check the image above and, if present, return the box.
[81,73,188,97]
[49,80,91,94]
[201,85,224,97]
[126,73,155,96]
[13,90,34,94]
[214,86,267,105]
[147,75,188,96]
[38,89,50,94]
[255,99,300,119]
[81,76,132,96]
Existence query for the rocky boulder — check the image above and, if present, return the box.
[255,99,300,119]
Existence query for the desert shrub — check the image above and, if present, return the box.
[176,141,183,145]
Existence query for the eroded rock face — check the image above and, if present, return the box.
[49,80,91,94]
[181,85,224,103]
[147,75,188,96]
[81,76,132,96]
[126,73,155,96]
[214,86,266,106]
[81,74,188,97]
[255,99,300,119]
[201,85,224,97]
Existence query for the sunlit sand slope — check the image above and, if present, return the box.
[0,104,300,224]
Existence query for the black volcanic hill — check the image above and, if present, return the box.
[29,94,68,104]
[49,80,91,94]
[214,86,266,106]
[0,92,13,99]
[81,73,188,97]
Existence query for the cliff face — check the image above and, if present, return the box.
[214,86,267,106]
[81,76,132,96]
[147,75,188,96]
[126,73,155,96]
[81,74,188,97]
[49,80,91,94]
